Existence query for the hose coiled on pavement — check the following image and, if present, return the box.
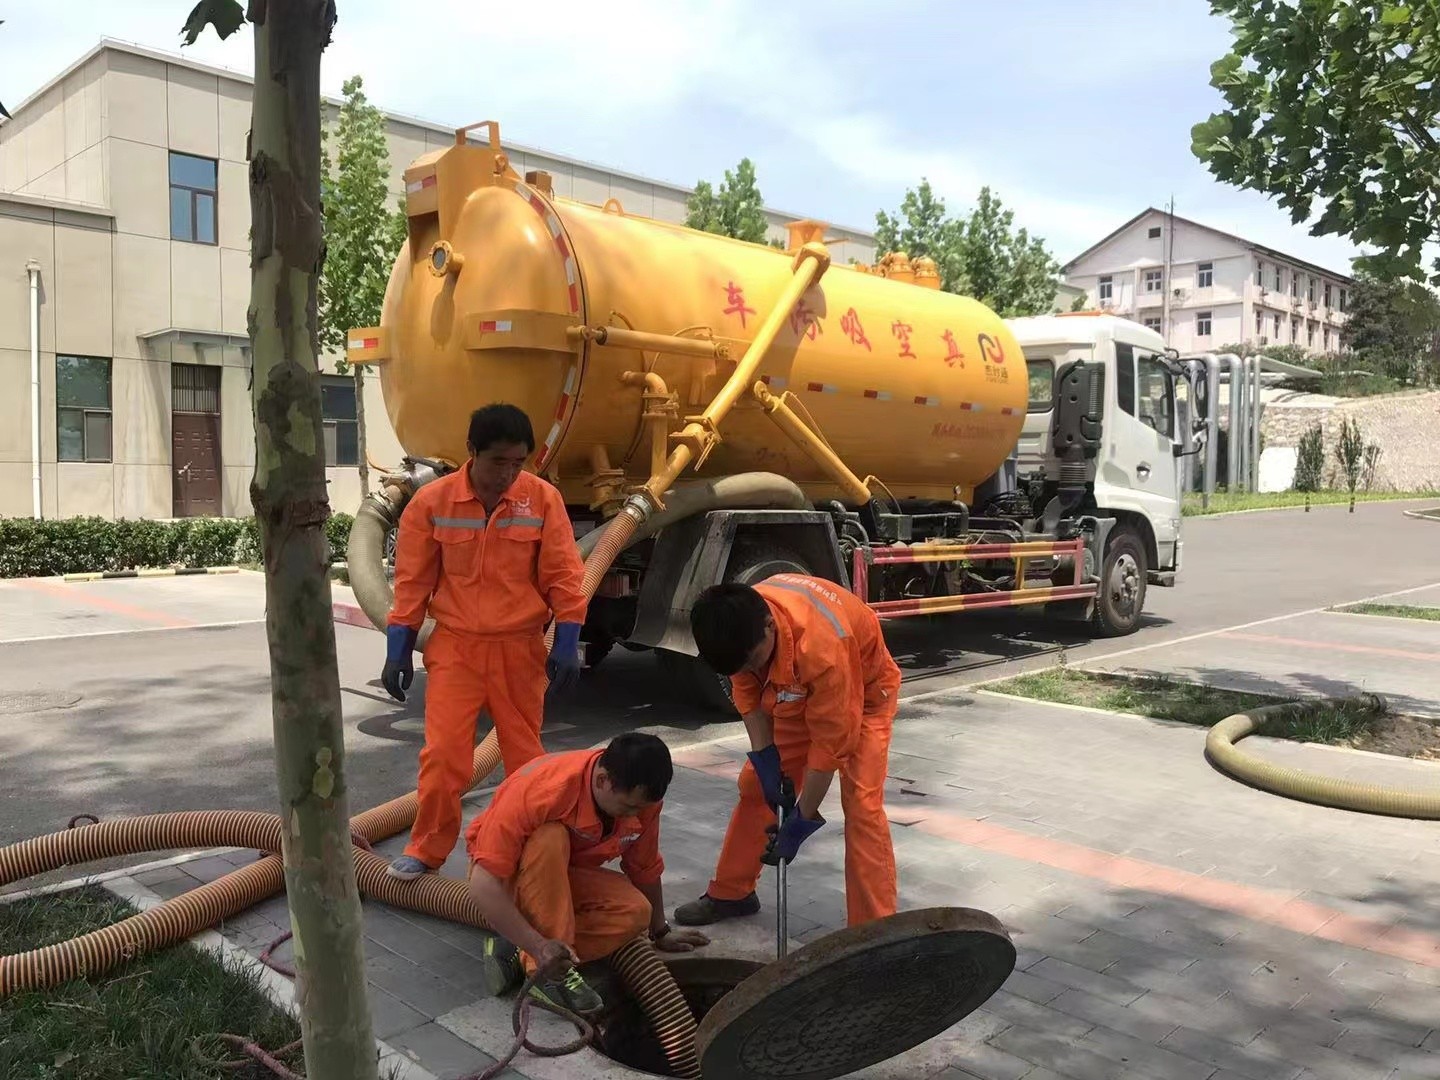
[1205,694,1440,819]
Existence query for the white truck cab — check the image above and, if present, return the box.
[1007,313,1189,588]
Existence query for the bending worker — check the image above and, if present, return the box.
[466,733,709,1014]
[675,573,901,928]
[382,404,588,881]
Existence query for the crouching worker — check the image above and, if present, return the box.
[465,733,710,1015]
[676,574,901,930]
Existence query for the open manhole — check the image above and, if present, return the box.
[591,907,1016,1079]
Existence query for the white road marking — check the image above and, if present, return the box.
[0,619,265,645]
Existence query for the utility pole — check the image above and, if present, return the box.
[1161,196,1175,340]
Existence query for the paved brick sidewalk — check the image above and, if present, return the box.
[118,685,1440,1080]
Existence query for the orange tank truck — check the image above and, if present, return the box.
[346,121,1192,707]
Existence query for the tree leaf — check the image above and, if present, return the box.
[181,0,245,45]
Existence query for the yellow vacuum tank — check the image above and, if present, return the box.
[358,124,1028,505]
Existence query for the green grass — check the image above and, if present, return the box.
[1334,602,1440,622]
[987,667,1385,744]
[0,886,301,1080]
[1182,490,1440,516]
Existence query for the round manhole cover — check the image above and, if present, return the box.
[695,907,1015,1080]
[0,690,83,714]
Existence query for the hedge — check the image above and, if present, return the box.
[0,513,353,579]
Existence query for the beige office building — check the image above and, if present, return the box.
[0,38,877,522]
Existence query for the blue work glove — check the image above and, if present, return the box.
[762,809,824,866]
[746,745,784,811]
[546,622,583,691]
[381,624,418,703]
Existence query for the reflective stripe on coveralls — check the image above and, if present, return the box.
[709,573,901,926]
[466,750,663,971]
[390,469,588,867]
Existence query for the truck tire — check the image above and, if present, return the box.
[658,540,814,714]
[1092,526,1147,637]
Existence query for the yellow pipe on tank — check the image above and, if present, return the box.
[753,382,872,505]
[641,243,830,508]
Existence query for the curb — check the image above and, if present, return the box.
[332,601,376,630]
[62,566,241,583]
[1183,496,1440,519]
[98,875,440,1080]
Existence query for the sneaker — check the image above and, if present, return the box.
[674,892,761,926]
[482,936,523,997]
[386,855,432,881]
[529,967,604,1015]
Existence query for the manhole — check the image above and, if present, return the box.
[695,907,1015,1080]
[0,690,83,714]
[588,909,1015,1079]
[592,956,764,1077]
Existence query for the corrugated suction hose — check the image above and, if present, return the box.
[1205,695,1440,818]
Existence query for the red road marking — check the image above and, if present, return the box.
[668,743,1440,968]
[11,579,195,629]
[1222,631,1440,664]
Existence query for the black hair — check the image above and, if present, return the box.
[599,733,674,801]
[690,583,770,676]
[467,404,535,454]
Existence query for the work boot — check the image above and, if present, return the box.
[674,892,761,927]
[386,855,432,881]
[529,967,604,1016]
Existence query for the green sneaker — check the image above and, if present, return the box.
[529,966,604,1015]
[482,936,523,997]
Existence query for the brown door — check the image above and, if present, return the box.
[172,364,223,517]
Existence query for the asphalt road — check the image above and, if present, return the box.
[2,499,1436,891]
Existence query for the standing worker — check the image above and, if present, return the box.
[382,404,589,881]
[466,733,710,1014]
[675,573,901,928]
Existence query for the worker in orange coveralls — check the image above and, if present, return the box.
[466,733,710,1015]
[675,573,901,928]
[382,404,588,881]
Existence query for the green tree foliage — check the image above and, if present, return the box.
[1293,421,1325,496]
[1344,273,1440,385]
[319,75,408,492]
[1192,1,1440,284]
[319,76,407,361]
[1335,415,1368,511]
[874,182,1061,317]
[686,158,771,243]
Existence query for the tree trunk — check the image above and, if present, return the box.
[247,4,379,1078]
[354,363,370,494]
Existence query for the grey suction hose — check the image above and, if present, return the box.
[577,472,810,559]
[1205,695,1440,818]
[348,481,435,646]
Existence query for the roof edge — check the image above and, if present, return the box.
[1063,206,1355,284]
[9,37,875,241]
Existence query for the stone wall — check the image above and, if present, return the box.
[1260,390,1440,491]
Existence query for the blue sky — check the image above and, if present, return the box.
[3,1,1367,276]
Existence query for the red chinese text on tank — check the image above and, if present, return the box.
[892,321,916,359]
[790,297,823,341]
[941,329,965,368]
[723,282,757,328]
[840,308,872,351]
[977,333,1006,364]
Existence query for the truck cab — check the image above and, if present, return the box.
[1008,313,1186,585]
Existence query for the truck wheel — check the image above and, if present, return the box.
[658,540,814,714]
[1092,527,1147,637]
